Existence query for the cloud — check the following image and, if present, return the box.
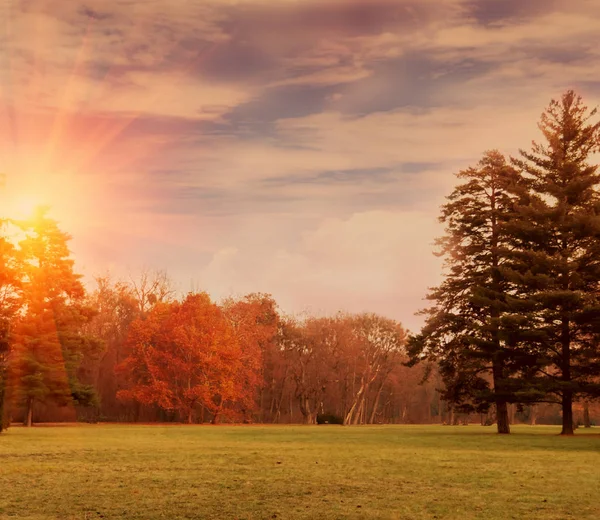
[2,0,600,327]
[199,210,444,331]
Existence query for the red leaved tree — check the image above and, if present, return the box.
[221,293,279,422]
[117,292,247,423]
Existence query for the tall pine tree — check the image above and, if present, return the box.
[9,208,99,426]
[408,151,524,434]
[509,90,600,435]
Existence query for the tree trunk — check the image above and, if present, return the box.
[298,396,313,424]
[0,376,6,433]
[344,388,362,425]
[560,317,573,436]
[25,398,33,427]
[561,390,574,435]
[492,354,510,434]
[529,405,537,426]
[368,380,385,424]
[187,408,193,424]
[402,404,409,424]
[273,377,287,424]
[583,401,591,428]
[426,391,432,424]
[508,403,515,425]
[496,401,510,434]
[269,392,276,418]
[352,397,365,425]
[259,387,264,423]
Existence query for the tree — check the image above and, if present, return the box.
[129,269,175,316]
[117,293,252,424]
[408,151,524,434]
[78,277,140,421]
[0,216,22,432]
[344,314,406,425]
[509,90,600,435]
[8,208,96,426]
[277,316,337,424]
[221,293,279,422]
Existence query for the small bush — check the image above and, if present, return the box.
[317,413,344,425]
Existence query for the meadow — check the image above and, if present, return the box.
[0,424,598,520]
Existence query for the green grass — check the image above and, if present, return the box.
[0,424,599,520]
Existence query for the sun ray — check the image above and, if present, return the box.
[43,17,97,171]
[68,39,223,176]
[1,2,19,152]
[3,3,230,241]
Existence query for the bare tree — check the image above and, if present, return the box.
[344,314,406,425]
[129,269,175,315]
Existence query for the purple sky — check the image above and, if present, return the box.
[1,0,599,331]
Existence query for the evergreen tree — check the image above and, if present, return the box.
[9,208,99,426]
[0,217,22,432]
[509,90,600,435]
[408,151,524,434]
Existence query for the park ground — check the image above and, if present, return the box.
[0,424,599,520]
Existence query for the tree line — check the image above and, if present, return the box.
[0,217,438,427]
[1,90,599,434]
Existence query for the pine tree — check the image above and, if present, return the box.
[408,151,524,434]
[509,90,600,435]
[0,217,22,432]
[8,208,98,426]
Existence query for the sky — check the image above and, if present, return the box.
[1,0,599,332]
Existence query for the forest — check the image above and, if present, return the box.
[1,90,600,435]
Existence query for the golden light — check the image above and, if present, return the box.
[0,170,83,227]
[8,194,46,221]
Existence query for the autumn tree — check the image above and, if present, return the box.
[8,209,99,426]
[83,273,173,421]
[78,277,140,420]
[129,269,175,316]
[344,314,406,425]
[278,316,335,424]
[276,313,408,425]
[382,360,439,424]
[408,151,524,434]
[262,327,292,423]
[221,293,279,422]
[117,292,255,424]
[509,91,600,435]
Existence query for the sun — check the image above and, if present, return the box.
[1,169,95,232]
[9,194,47,220]
[1,179,54,222]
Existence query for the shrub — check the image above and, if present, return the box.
[317,413,344,425]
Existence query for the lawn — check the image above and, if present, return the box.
[0,424,598,520]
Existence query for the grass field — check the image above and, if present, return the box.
[0,424,599,520]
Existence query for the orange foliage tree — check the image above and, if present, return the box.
[221,293,279,422]
[8,209,100,426]
[117,292,259,423]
